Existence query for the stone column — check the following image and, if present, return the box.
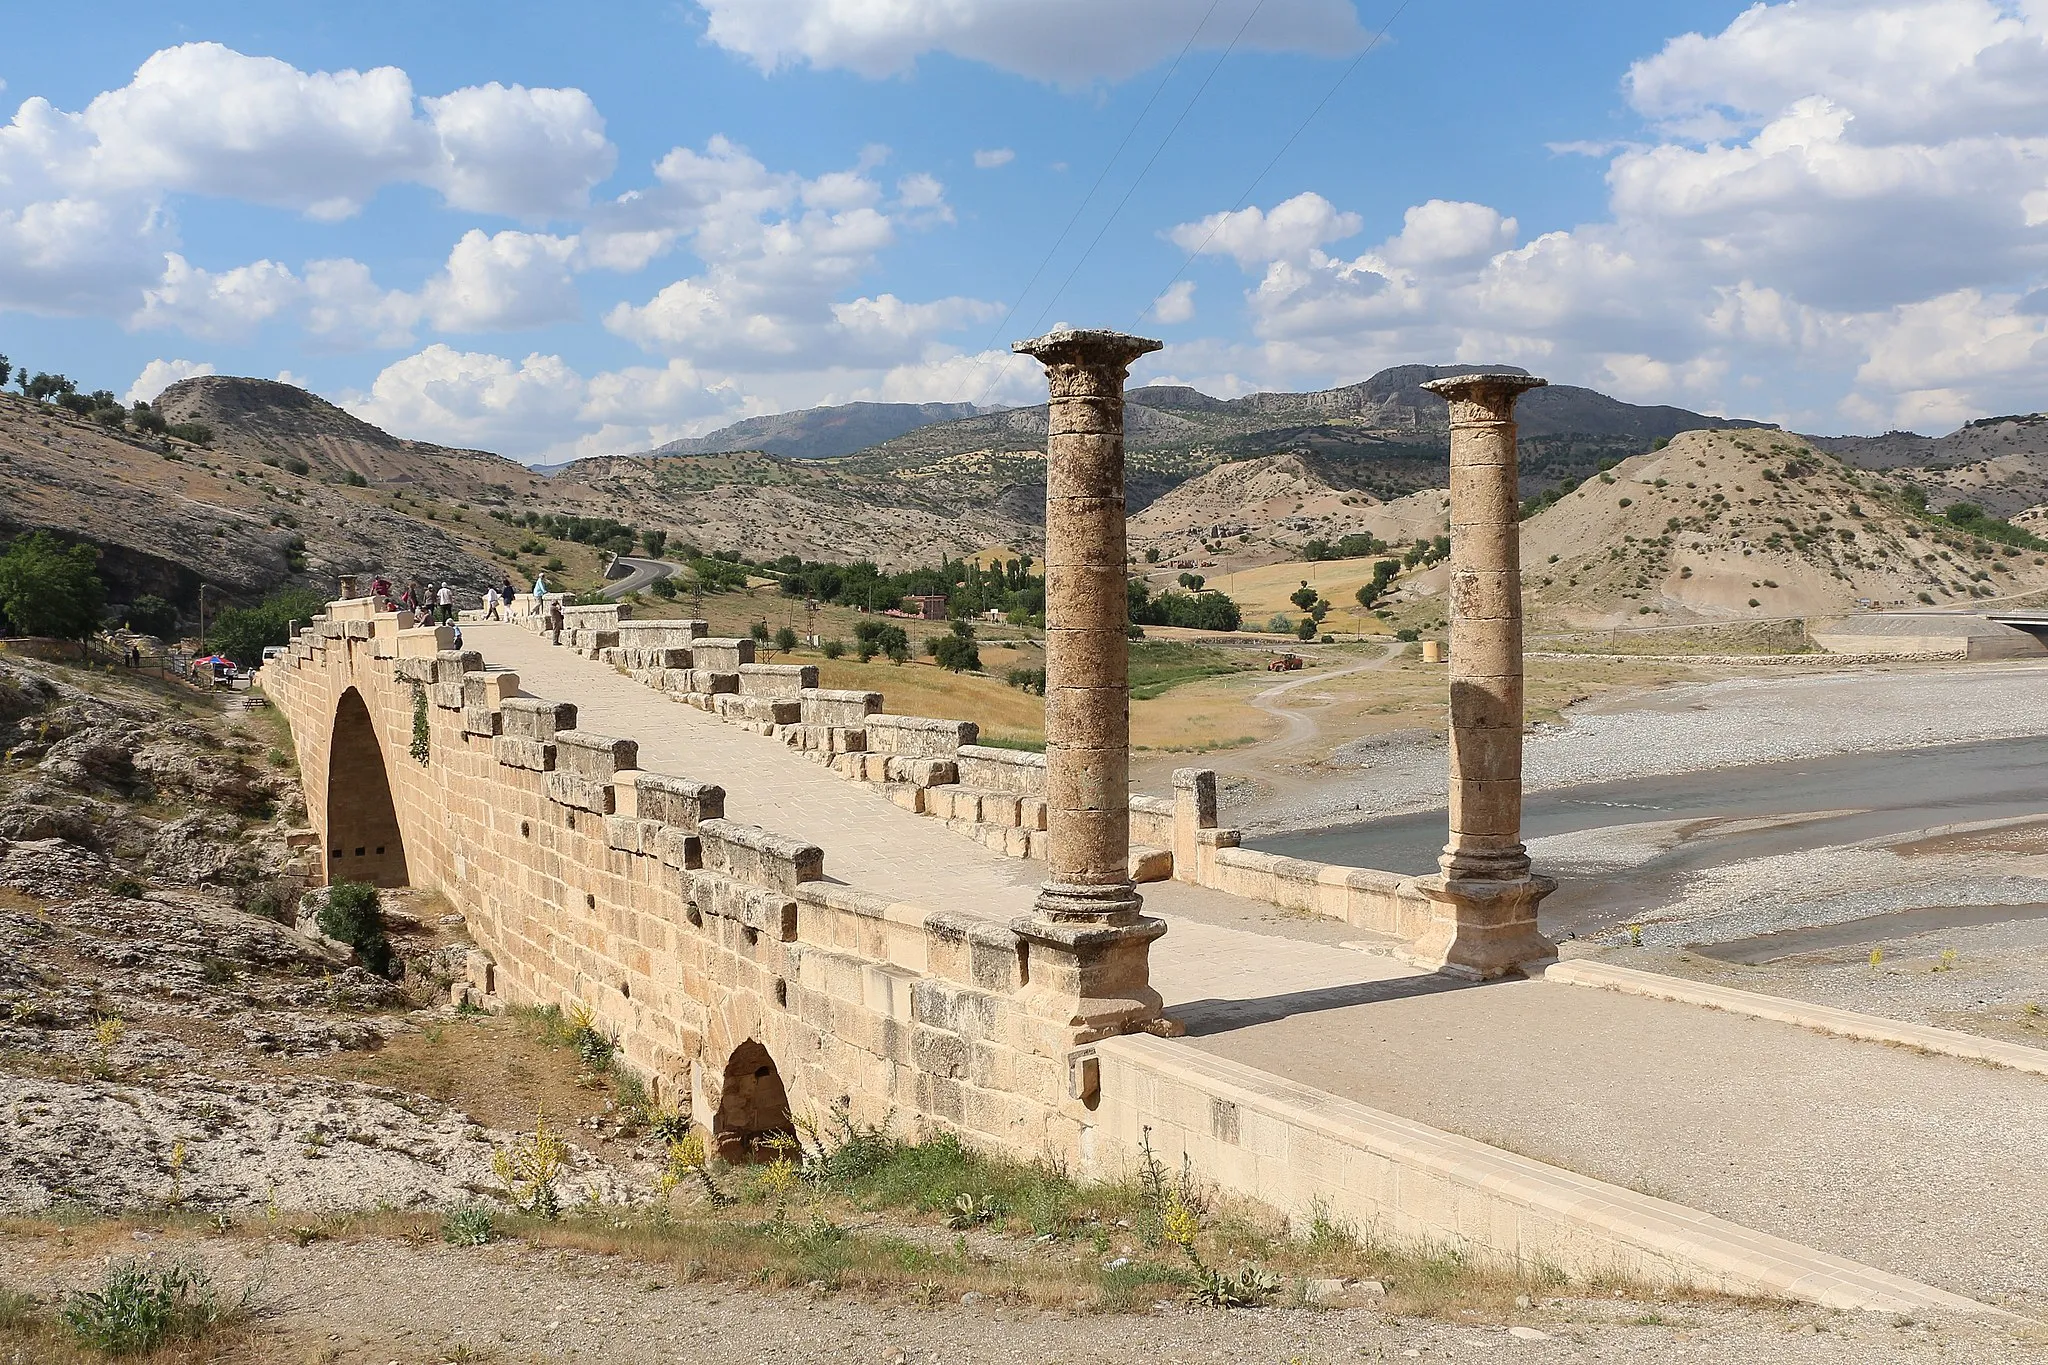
[1407,373,1558,979]
[1010,328,1169,1040]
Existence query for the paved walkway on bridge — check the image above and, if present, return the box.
[471,624,2048,1313]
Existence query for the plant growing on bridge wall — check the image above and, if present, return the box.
[409,681,430,765]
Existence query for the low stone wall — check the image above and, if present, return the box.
[1088,1034,1978,1314]
[262,609,1102,1160]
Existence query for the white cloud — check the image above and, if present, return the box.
[1151,279,1197,324]
[130,253,300,339]
[343,344,590,452]
[418,229,582,332]
[973,147,1014,169]
[0,44,615,320]
[604,139,992,371]
[302,258,421,349]
[124,357,214,405]
[1170,0,2048,432]
[694,0,1366,83]
[1168,192,1362,268]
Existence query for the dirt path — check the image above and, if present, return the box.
[4,1233,2038,1365]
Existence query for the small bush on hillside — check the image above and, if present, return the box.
[820,638,845,659]
[318,881,393,977]
[774,625,798,652]
[1006,667,1045,694]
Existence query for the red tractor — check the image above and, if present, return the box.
[1267,653,1304,672]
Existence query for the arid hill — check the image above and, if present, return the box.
[0,390,507,612]
[1127,453,1449,566]
[1519,429,2048,627]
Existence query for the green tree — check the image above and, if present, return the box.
[931,619,980,673]
[1289,581,1319,612]
[1295,617,1318,641]
[0,354,11,387]
[0,532,106,648]
[773,624,798,652]
[122,595,180,638]
[640,528,668,558]
[207,587,324,668]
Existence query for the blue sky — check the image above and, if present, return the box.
[4,0,2047,462]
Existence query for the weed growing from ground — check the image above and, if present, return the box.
[492,1109,571,1218]
[441,1204,498,1247]
[317,881,393,977]
[89,1014,124,1079]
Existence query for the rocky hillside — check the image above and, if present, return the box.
[155,377,545,504]
[546,451,1025,567]
[0,389,508,612]
[1127,453,1450,565]
[1518,429,2048,626]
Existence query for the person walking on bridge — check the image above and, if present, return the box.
[436,582,454,624]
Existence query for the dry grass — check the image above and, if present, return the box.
[815,657,1047,743]
[1186,556,1409,629]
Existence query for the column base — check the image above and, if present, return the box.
[1013,914,1168,1043]
[1400,873,1557,980]
[1033,879,1143,924]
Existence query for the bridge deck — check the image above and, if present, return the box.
[470,623,2048,1313]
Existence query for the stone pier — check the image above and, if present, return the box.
[1011,328,1170,1040]
[1407,373,1557,979]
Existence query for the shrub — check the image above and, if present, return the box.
[1294,617,1317,641]
[774,625,798,652]
[650,576,677,599]
[441,1204,498,1246]
[110,877,145,899]
[62,1261,242,1355]
[749,621,771,642]
[166,421,213,445]
[317,880,394,977]
[820,638,845,659]
[1006,667,1046,694]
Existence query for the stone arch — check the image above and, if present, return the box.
[713,1039,795,1162]
[325,686,410,888]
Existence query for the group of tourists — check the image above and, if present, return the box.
[367,573,536,628]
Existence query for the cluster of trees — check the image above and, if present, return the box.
[1301,532,1390,562]
[1128,579,1242,632]
[0,532,106,644]
[496,511,639,557]
[1353,558,1402,610]
[853,618,911,663]
[1402,535,1451,569]
[777,553,1045,621]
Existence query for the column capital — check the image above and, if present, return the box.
[1013,328,1163,373]
[1421,372,1547,424]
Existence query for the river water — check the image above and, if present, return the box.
[1250,735,2048,938]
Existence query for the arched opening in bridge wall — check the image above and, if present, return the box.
[713,1039,795,1162]
[325,687,410,888]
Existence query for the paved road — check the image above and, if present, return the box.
[601,556,680,600]
[468,623,2048,1312]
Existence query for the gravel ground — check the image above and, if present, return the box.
[5,1233,2042,1365]
[1602,916,2048,1049]
[1246,660,2048,833]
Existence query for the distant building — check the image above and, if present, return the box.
[904,594,949,620]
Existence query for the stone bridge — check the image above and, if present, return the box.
[256,346,2028,1317]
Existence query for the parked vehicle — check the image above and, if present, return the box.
[1267,653,1304,672]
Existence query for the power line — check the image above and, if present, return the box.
[1027,0,1273,335]
[1137,0,1416,327]
[961,0,1225,408]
